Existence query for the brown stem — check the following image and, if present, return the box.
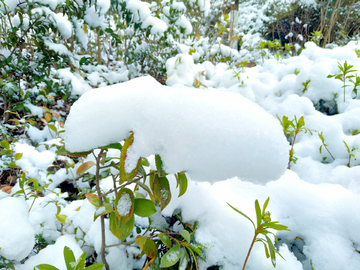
[28,196,37,212]
[242,234,258,270]
[95,149,110,270]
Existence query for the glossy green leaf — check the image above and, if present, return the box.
[134,198,156,217]
[100,142,122,151]
[35,264,59,270]
[63,246,76,270]
[158,233,172,248]
[84,264,104,270]
[109,212,134,241]
[179,229,190,243]
[176,172,188,197]
[160,245,182,268]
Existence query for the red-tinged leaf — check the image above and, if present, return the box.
[85,193,100,207]
[94,203,114,221]
[120,133,135,184]
[109,212,134,241]
[155,154,166,177]
[42,106,50,112]
[123,157,141,182]
[152,175,171,211]
[76,161,95,175]
[59,122,64,128]
[135,236,158,259]
[114,188,134,223]
[45,112,52,122]
[52,111,60,119]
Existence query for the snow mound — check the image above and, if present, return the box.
[65,76,288,183]
[0,197,35,261]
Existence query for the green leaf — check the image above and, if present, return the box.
[8,161,19,168]
[134,180,155,202]
[227,203,256,230]
[152,175,171,211]
[120,133,135,184]
[0,140,10,150]
[114,188,134,223]
[35,264,59,270]
[176,172,188,197]
[56,214,68,225]
[14,152,23,160]
[135,236,158,258]
[255,199,262,227]
[109,212,134,241]
[160,245,182,268]
[58,147,92,157]
[1,149,12,155]
[63,246,76,270]
[73,251,86,270]
[297,116,305,128]
[76,161,95,176]
[155,154,166,177]
[48,124,58,134]
[134,198,156,217]
[257,238,270,258]
[84,264,104,270]
[179,229,191,243]
[85,193,100,207]
[94,203,114,221]
[265,235,277,267]
[158,233,172,248]
[179,249,189,270]
[263,221,290,231]
[100,142,123,151]
[262,197,270,216]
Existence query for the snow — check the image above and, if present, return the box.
[117,193,132,216]
[3,1,360,268]
[0,197,35,261]
[64,76,288,183]
[16,235,82,270]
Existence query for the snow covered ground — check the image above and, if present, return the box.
[1,37,360,270]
